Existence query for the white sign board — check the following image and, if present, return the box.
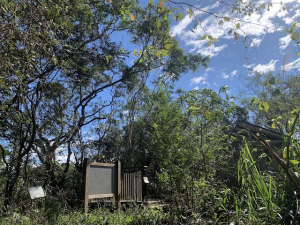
[143,177,150,184]
[28,186,46,199]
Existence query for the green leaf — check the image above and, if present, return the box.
[156,19,161,29]
[106,55,112,63]
[236,23,240,29]
[271,122,276,129]
[164,44,173,50]
[283,149,287,159]
[204,111,211,119]
[291,32,299,41]
[188,7,193,18]
[290,160,300,165]
[208,40,212,46]
[291,109,300,115]
[223,17,230,22]
[178,12,183,20]
[234,31,239,41]
[133,49,137,56]
[259,101,269,112]
[262,102,269,112]
[156,51,161,58]
[297,52,300,57]
[173,13,177,21]
[161,49,168,57]
[188,106,200,111]
[201,34,207,40]
[285,28,290,35]
[291,22,298,32]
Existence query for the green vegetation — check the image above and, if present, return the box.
[0,206,172,225]
[1,0,300,224]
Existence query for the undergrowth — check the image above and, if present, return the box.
[0,204,172,225]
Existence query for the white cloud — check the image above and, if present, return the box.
[282,58,300,71]
[279,35,292,50]
[170,15,195,37]
[193,86,199,90]
[250,38,262,48]
[231,70,238,76]
[170,0,299,57]
[283,9,300,25]
[196,44,228,57]
[190,76,206,85]
[251,59,278,73]
[221,72,229,79]
[170,2,220,37]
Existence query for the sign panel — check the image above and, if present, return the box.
[28,186,46,199]
[89,166,115,195]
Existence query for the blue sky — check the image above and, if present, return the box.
[168,0,300,96]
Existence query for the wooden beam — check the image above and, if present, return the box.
[115,160,121,210]
[90,162,115,167]
[83,158,91,214]
[89,193,114,199]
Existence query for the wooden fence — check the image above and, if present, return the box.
[121,167,147,202]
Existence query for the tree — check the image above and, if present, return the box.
[118,82,238,217]
[0,0,209,208]
[241,72,300,130]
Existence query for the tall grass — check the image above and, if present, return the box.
[234,139,295,224]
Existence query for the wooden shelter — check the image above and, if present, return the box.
[231,120,282,145]
[230,120,283,172]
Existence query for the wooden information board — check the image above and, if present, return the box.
[83,158,121,213]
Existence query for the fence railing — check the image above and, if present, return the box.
[121,166,149,202]
[121,169,143,202]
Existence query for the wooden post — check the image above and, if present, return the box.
[115,160,121,210]
[83,158,91,214]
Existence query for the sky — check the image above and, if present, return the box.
[169,0,300,96]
